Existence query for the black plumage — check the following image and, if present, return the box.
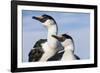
[28,39,47,62]
[74,55,80,60]
[33,39,47,48]
[47,50,64,61]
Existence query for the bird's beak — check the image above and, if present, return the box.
[32,16,44,22]
[52,35,64,42]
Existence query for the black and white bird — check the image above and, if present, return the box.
[51,34,80,60]
[28,14,63,62]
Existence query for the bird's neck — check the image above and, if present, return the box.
[39,25,59,61]
[61,44,75,60]
[62,39,74,51]
[47,25,58,49]
[64,44,74,52]
[48,25,58,36]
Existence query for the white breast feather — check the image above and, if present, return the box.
[39,42,57,61]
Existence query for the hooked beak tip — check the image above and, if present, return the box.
[32,16,36,19]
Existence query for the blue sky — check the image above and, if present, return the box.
[22,10,90,62]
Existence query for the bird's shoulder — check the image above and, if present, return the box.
[33,39,47,48]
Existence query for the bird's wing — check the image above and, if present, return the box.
[28,47,44,62]
[28,39,47,62]
[47,50,64,61]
